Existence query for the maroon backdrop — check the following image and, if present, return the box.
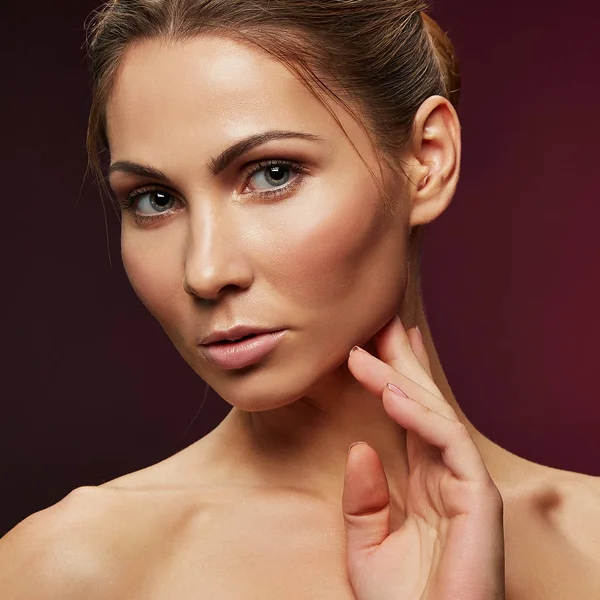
[2,0,599,536]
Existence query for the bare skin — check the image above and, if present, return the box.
[1,35,599,599]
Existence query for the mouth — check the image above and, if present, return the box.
[209,333,259,345]
[199,329,288,370]
[200,324,281,346]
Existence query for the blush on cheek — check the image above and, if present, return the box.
[277,184,389,293]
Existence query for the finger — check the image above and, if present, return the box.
[383,383,490,482]
[407,326,432,378]
[348,346,457,420]
[342,442,391,559]
[375,315,440,398]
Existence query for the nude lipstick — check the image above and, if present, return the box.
[199,329,287,369]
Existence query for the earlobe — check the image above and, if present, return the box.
[407,96,461,227]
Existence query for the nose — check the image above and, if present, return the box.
[182,211,253,302]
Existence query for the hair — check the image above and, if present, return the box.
[86,0,459,179]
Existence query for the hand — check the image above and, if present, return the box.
[342,315,505,600]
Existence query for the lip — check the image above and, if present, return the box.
[199,329,287,370]
[200,325,281,345]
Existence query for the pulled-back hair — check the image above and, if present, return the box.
[85,0,460,200]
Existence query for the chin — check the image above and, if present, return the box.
[215,380,306,412]
[196,350,343,412]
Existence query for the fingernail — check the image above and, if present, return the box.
[387,382,409,398]
[415,325,423,341]
[349,441,367,451]
[349,345,364,357]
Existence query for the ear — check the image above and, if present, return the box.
[404,96,461,227]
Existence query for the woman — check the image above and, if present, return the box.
[1,0,598,598]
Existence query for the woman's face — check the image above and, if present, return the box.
[106,35,412,410]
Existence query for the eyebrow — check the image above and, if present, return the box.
[107,130,324,182]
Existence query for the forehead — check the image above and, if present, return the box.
[105,35,359,163]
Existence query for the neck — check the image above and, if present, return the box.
[204,269,534,509]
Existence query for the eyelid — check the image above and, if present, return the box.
[244,158,307,175]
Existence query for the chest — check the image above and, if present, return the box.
[132,498,358,600]
[141,555,357,600]
[114,486,600,600]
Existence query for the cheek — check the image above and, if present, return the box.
[261,178,406,308]
[121,228,184,329]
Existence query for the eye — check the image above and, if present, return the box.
[134,190,176,215]
[245,160,305,197]
[250,164,292,189]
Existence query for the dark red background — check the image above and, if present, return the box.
[2,0,599,536]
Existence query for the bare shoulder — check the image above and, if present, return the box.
[505,465,600,599]
[0,486,131,599]
[515,467,600,551]
[547,469,600,556]
[0,440,225,600]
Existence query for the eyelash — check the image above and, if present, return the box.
[119,158,308,226]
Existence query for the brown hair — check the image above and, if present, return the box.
[85,0,460,210]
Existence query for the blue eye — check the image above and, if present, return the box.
[245,159,307,199]
[249,164,292,189]
[119,188,180,226]
[134,190,176,214]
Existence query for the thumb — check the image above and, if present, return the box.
[342,442,391,563]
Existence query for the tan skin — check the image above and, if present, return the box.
[1,35,600,599]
